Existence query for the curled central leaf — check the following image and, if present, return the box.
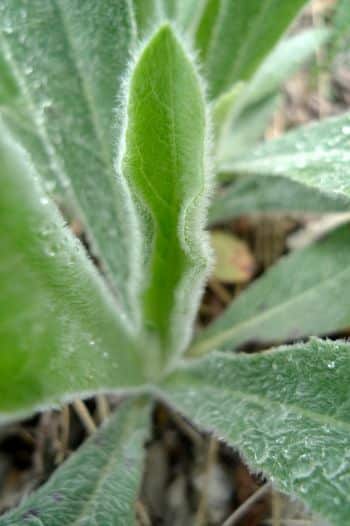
[118,24,212,360]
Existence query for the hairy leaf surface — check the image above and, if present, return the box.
[0,0,140,321]
[0,126,143,419]
[221,112,350,197]
[209,175,350,224]
[119,24,211,359]
[191,224,350,356]
[163,339,350,525]
[0,398,150,525]
[202,0,308,98]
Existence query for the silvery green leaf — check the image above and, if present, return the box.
[190,224,350,356]
[0,398,150,525]
[162,339,350,526]
[209,174,350,224]
[0,0,140,322]
[0,124,143,420]
[220,112,350,198]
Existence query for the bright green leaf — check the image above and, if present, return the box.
[190,223,350,356]
[0,0,140,321]
[0,398,150,525]
[220,112,350,197]
[209,175,350,224]
[0,125,144,419]
[120,24,211,360]
[162,339,350,526]
[204,0,308,98]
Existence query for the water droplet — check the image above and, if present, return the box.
[342,125,350,135]
[89,339,95,347]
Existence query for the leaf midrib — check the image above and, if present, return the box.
[69,408,139,526]
[190,258,350,355]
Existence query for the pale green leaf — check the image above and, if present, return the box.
[0,398,150,525]
[195,0,221,61]
[220,112,350,197]
[0,51,16,103]
[211,82,244,149]
[161,0,204,31]
[0,124,144,419]
[162,339,350,525]
[219,93,281,159]
[217,28,329,159]
[204,0,308,98]
[119,24,211,360]
[209,175,350,224]
[190,223,350,356]
[161,0,176,19]
[132,0,163,38]
[0,0,140,321]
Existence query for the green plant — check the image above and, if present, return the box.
[1,1,350,524]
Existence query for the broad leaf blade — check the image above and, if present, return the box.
[221,112,350,196]
[119,24,211,359]
[209,175,350,224]
[0,1,140,321]
[204,0,308,98]
[190,224,350,356]
[0,398,150,525]
[0,125,143,418]
[162,339,350,525]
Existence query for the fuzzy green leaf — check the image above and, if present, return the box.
[202,0,308,98]
[0,398,150,525]
[162,339,350,525]
[190,224,350,356]
[0,125,143,419]
[221,112,350,197]
[209,175,350,224]
[0,0,140,321]
[119,24,211,360]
